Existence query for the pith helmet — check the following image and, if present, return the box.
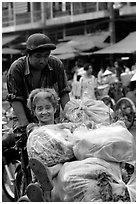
[26,33,56,51]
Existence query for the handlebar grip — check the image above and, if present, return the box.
[2,132,16,151]
[13,126,27,148]
[15,132,28,148]
[13,125,27,134]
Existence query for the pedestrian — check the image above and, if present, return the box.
[126,74,136,106]
[71,60,79,78]
[114,60,123,81]
[70,73,82,99]
[97,67,104,85]
[26,88,63,201]
[7,33,70,130]
[131,63,136,74]
[80,63,97,100]
[101,68,113,85]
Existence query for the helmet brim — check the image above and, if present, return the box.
[28,43,56,51]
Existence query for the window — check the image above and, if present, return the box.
[33,2,41,11]
[14,2,30,14]
[53,2,70,17]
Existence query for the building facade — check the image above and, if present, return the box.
[2,2,136,75]
[2,2,136,42]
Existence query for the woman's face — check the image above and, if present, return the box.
[34,98,55,125]
[29,50,50,70]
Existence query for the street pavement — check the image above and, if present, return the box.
[2,124,136,202]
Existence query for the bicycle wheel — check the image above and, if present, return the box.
[2,160,20,201]
[17,195,30,202]
[114,97,136,129]
[101,95,115,110]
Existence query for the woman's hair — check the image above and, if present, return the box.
[27,88,59,115]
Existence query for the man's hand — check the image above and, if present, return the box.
[60,93,70,110]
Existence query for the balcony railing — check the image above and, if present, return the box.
[2,10,14,27]
[2,2,135,28]
[2,10,42,27]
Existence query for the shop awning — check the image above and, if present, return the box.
[2,35,20,47]
[51,31,110,59]
[52,42,77,55]
[52,52,76,60]
[70,32,109,51]
[2,48,21,54]
[93,32,136,54]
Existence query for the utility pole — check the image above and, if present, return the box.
[109,2,116,45]
[108,2,116,66]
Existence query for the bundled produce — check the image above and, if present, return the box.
[73,120,134,163]
[64,98,114,125]
[26,99,136,202]
[27,124,77,167]
[53,157,135,202]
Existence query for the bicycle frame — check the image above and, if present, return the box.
[3,157,16,185]
[2,128,32,201]
[14,131,32,200]
[2,144,20,201]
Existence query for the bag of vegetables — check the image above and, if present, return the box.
[73,120,134,163]
[64,98,114,125]
[52,157,135,202]
[27,124,76,167]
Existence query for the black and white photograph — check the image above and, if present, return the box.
[2,1,136,202]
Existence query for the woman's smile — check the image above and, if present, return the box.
[34,97,55,125]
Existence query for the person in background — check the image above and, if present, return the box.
[70,62,86,99]
[70,74,82,99]
[71,61,80,78]
[97,67,105,85]
[72,63,86,82]
[131,63,136,74]
[126,75,136,106]
[80,63,97,100]
[124,65,131,73]
[7,33,70,130]
[101,68,114,85]
[114,60,124,81]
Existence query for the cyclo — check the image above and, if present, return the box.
[95,71,136,129]
[18,113,135,202]
[114,72,136,129]
[2,121,32,201]
[95,71,119,110]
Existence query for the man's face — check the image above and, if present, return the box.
[29,50,50,70]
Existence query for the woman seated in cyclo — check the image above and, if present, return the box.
[26,88,64,201]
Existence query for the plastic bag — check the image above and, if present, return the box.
[53,157,135,202]
[73,121,134,163]
[64,98,114,124]
[27,124,76,167]
[126,169,136,202]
